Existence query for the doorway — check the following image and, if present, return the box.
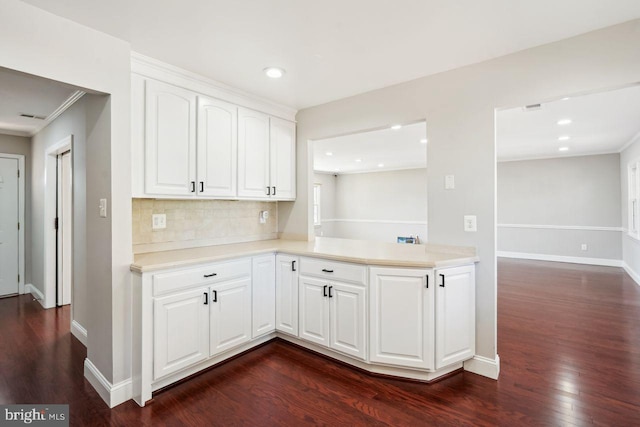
[56,150,72,306]
[0,154,25,297]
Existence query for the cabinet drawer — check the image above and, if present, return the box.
[153,258,251,296]
[299,257,366,285]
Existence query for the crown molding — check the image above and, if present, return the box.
[131,52,297,122]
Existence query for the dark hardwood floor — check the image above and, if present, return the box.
[2,259,640,426]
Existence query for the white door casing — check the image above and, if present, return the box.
[0,157,19,296]
[57,151,72,306]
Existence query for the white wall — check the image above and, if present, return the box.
[31,97,88,332]
[497,154,622,262]
[281,20,640,366]
[0,0,132,388]
[319,168,427,243]
[0,134,31,284]
[621,137,640,283]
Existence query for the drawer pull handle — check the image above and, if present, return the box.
[328,286,333,298]
[323,285,328,297]
[439,274,445,287]
[212,290,218,303]
[292,260,296,271]
[321,269,334,273]
[272,186,276,196]
[204,292,208,305]
[426,275,429,288]
[204,273,217,278]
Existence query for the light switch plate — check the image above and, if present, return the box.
[464,215,477,232]
[152,214,167,230]
[445,175,455,190]
[99,198,107,218]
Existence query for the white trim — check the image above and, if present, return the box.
[323,218,428,225]
[498,223,623,232]
[316,165,427,175]
[42,91,86,132]
[0,129,31,137]
[71,320,87,346]
[0,153,25,295]
[623,263,640,286]
[131,52,297,121]
[84,358,132,408]
[43,136,73,309]
[497,251,623,267]
[464,354,500,380]
[25,284,45,305]
[498,149,622,163]
[619,129,640,153]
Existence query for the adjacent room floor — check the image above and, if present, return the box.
[1,259,639,426]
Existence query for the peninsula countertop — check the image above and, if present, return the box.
[131,237,479,273]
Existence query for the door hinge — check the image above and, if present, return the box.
[54,217,59,230]
[17,222,20,230]
[17,169,20,178]
[18,274,20,283]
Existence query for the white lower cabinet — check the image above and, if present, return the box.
[299,274,367,361]
[275,254,299,336]
[252,255,276,338]
[210,277,252,357]
[435,265,476,369]
[153,287,210,380]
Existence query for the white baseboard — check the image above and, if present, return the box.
[623,262,640,286]
[464,354,500,380]
[84,358,132,408]
[25,284,46,308]
[497,251,623,267]
[71,320,88,346]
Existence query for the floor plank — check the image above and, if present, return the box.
[1,259,639,426]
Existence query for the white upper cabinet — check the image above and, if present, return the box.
[238,107,271,198]
[197,96,237,198]
[144,79,197,196]
[270,118,296,200]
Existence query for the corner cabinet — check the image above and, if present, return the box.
[275,254,299,336]
[132,74,296,200]
[238,108,296,200]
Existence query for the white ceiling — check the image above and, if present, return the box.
[497,84,640,161]
[20,0,640,109]
[314,122,426,174]
[0,67,82,136]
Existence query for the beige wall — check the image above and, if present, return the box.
[133,199,278,253]
[0,0,132,385]
[0,134,31,284]
[283,20,640,363]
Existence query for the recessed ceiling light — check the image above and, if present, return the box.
[391,125,402,130]
[561,97,570,101]
[420,138,428,144]
[355,158,362,162]
[377,163,384,167]
[325,152,333,156]
[558,136,570,141]
[557,119,572,125]
[559,147,569,152]
[264,67,285,78]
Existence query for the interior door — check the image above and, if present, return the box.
[57,151,72,306]
[0,157,19,297]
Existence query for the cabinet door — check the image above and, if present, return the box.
[252,255,276,338]
[435,265,475,369]
[329,281,366,360]
[275,254,299,336]
[238,107,270,198]
[298,276,329,347]
[369,268,434,370]
[210,277,252,357]
[145,79,197,196]
[153,287,209,380]
[197,96,237,197]
[269,118,296,200]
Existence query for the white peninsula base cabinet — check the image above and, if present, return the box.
[132,251,476,406]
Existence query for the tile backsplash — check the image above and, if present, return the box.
[132,199,278,253]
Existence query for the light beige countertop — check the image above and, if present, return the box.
[131,237,478,273]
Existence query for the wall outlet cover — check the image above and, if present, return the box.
[464,215,477,232]
[152,213,167,230]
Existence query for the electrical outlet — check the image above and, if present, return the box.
[581,244,588,251]
[152,214,166,230]
[464,215,477,232]
[445,175,455,190]
[259,210,269,224]
[99,198,107,218]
